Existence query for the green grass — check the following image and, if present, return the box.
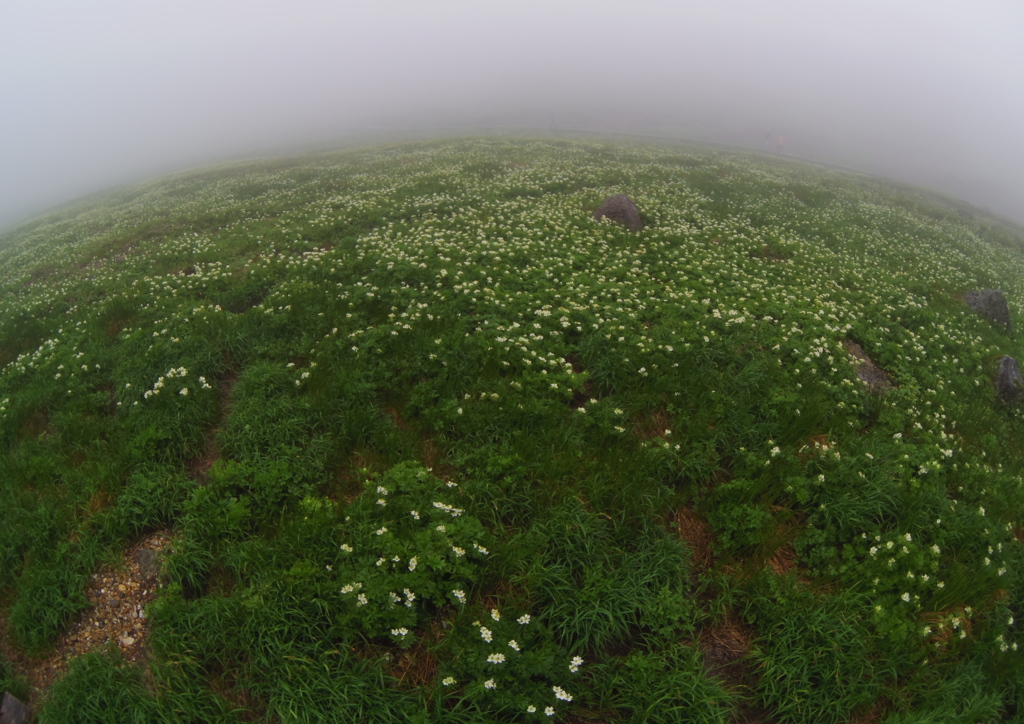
[2,137,1024,721]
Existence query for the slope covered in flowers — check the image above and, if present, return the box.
[2,138,1024,722]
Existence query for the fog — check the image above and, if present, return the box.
[2,0,1023,230]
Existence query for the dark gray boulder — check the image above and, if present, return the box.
[1,692,33,724]
[593,194,643,232]
[995,356,1024,403]
[964,289,1012,333]
[845,341,895,395]
[134,547,162,580]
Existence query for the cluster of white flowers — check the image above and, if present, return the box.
[135,366,214,402]
[432,500,464,517]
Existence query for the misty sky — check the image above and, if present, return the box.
[2,0,1023,229]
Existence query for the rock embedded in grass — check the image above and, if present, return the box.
[995,355,1024,402]
[844,341,895,395]
[0,692,33,724]
[133,548,162,580]
[964,289,1012,333]
[593,194,643,231]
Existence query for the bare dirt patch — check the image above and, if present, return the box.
[1,531,171,703]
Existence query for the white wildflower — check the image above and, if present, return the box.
[553,686,572,702]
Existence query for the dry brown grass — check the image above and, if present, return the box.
[766,540,798,576]
[632,407,671,442]
[846,697,891,724]
[386,618,446,691]
[18,409,53,441]
[670,506,716,571]
[698,611,757,682]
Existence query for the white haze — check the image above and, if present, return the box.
[2,0,1022,229]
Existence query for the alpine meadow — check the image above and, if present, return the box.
[3,137,1024,722]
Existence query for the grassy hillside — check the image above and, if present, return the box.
[2,137,1024,722]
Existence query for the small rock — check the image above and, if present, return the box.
[995,356,1024,403]
[964,289,1012,333]
[593,194,643,232]
[1,692,34,724]
[134,548,162,580]
[119,635,135,647]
